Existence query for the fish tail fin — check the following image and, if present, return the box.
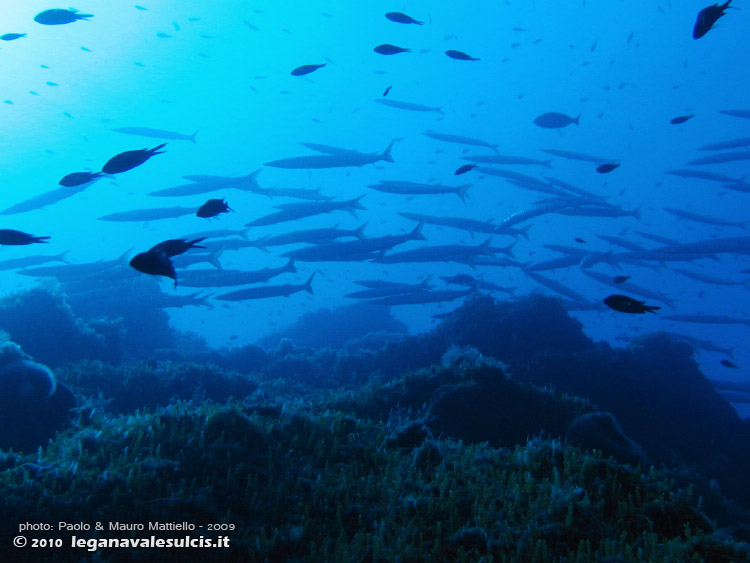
[412,222,427,240]
[631,206,642,220]
[544,160,554,169]
[647,305,661,314]
[58,250,72,264]
[285,259,297,273]
[209,248,224,269]
[490,144,500,154]
[381,139,398,163]
[189,131,198,144]
[515,224,532,240]
[349,195,367,213]
[246,169,263,190]
[355,222,368,239]
[255,236,270,254]
[501,242,516,258]
[573,114,581,125]
[151,142,168,154]
[304,272,316,294]
[457,184,471,203]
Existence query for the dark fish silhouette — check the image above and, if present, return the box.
[0,229,49,245]
[34,9,93,25]
[596,163,620,174]
[129,250,177,287]
[721,359,739,368]
[383,85,392,97]
[59,171,104,187]
[291,63,326,76]
[693,1,733,39]
[445,49,480,61]
[603,294,660,314]
[151,237,206,257]
[613,275,631,284]
[454,164,477,175]
[1,33,26,41]
[102,143,166,174]
[670,114,695,124]
[534,112,579,128]
[129,237,203,287]
[374,44,411,55]
[385,12,423,25]
[196,198,233,218]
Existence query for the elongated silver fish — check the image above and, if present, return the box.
[215,273,314,301]
[112,127,198,143]
[698,137,750,151]
[463,154,553,168]
[98,206,199,222]
[664,207,748,229]
[265,140,395,169]
[178,259,296,287]
[149,171,261,197]
[686,151,750,166]
[367,180,470,202]
[373,99,443,113]
[0,182,94,215]
[541,148,610,164]
[423,130,498,152]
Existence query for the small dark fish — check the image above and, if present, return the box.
[129,250,177,287]
[197,198,233,218]
[152,237,206,257]
[1,33,26,41]
[102,143,166,174]
[445,50,480,61]
[374,44,411,55]
[670,114,695,124]
[291,63,326,76]
[0,229,49,245]
[603,294,660,314]
[383,85,392,97]
[59,171,104,187]
[34,9,93,25]
[720,359,738,368]
[574,237,586,243]
[693,1,734,39]
[613,275,631,284]
[454,164,477,175]
[534,112,580,128]
[385,12,423,25]
[596,162,620,174]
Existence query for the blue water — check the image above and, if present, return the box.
[1,2,748,414]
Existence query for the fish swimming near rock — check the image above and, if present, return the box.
[111,127,197,143]
[102,143,166,174]
[291,63,326,76]
[603,294,660,314]
[0,229,49,245]
[445,50,480,61]
[534,112,580,129]
[385,12,423,25]
[692,1,734,39]
[0,33,26,41]
[59,171,105,187]
[374,44,411,55]
[34,9,93,25]
[197,198,233,218]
